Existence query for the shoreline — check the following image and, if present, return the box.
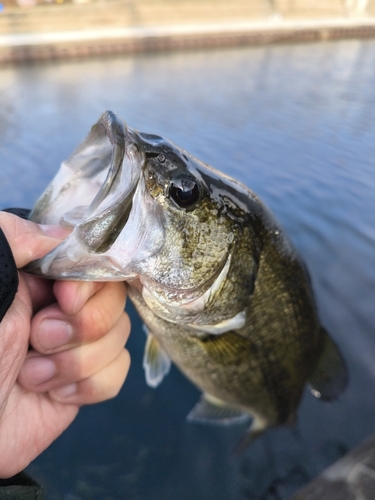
[1,15,375,62]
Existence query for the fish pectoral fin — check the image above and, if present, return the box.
[142,329,171,389]
[308,328,348,402]
[187,393,250,426]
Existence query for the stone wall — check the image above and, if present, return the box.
[1,0,375,63]
[0,0,374,36]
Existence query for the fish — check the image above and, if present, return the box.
[25,110,347,449]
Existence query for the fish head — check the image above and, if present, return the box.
[26,111,260,321]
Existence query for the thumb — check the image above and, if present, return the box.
[0,211,68,269]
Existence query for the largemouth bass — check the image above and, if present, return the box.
[25,111,347,449]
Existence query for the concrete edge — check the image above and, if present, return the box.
[1,17,375,62]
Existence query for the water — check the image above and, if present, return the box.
[1,39,375,499]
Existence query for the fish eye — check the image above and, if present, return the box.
[169,177,200,209]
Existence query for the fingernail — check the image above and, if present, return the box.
[23,357,56,386]
[51,383,77,400]
[38,319,73,350]
[39,224,70,239]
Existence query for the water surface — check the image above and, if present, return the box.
[1,40,375,499]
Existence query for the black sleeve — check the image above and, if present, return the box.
[0,472,44,499]
[0,208,31,323]
[0,207,45,497]
[0,229,18,323]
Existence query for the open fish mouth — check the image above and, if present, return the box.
[29,111,137,231]
[25,110,164,280]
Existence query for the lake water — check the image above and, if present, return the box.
[1,39,375,499]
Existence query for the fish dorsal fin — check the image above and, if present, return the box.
[308,328,348,401]
[187,393,250,425]
[142,329,171,389]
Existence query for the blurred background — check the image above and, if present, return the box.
[1,0,375,62]
[1,2,375,500]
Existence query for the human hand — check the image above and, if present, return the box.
[0,212,130,478]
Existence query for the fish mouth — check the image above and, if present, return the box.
[29,111,144,245]
[25,111,166,280]
[29,111,126,227]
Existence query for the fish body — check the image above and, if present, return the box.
[26,111,347,444]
